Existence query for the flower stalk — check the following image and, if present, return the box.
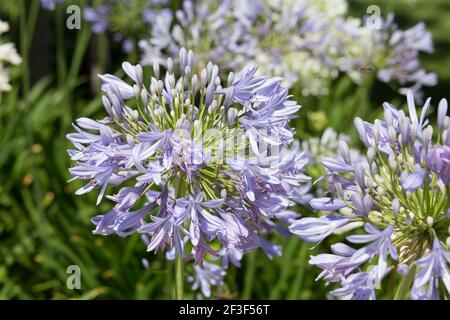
[175,254,184,300]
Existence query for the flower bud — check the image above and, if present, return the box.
[228,108,237,128]
[438,98,448,130]
[392,198,400,217]
[227,72,234,86]
[339,141,351,164]
[153,60,160,79]
[167,58,174,74]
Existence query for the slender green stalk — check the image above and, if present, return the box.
[26,0,40,51]
[241,252,256,299]
[55,5,67,87]
[286,243,308,300]
[394,266,416,300]
[19,0,29,102]
[174,251,184,300]
[19,0,42,202]
[174,177,184,300]
[269,237,298,299]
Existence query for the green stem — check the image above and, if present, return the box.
[269,237,298,299]
[19,0,42,203]
[241,251,256,299]
[175,253,184,300]
[174,176,184,300]
[26,1,40,43]
[19,0,29,102]
[394,266,416,300]
[286,243,308,300]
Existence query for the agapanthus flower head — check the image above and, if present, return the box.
[67,48,307,268]
[378,15,437,96]
[333,13,436,97]
[139,0,245,71]
[139,0,351,96]
[291,91,450,300]
[0,20,21,92]
[234,0,341,94]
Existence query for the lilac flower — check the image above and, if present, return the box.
[330,267,387,300]
[310,198,347,211]
[296,128,365,205]
[310,243,357,283]
[188,262,226,298]
[426,146,450,184]
[380,20,437,95]
[84,6,110,33]
[67,49,308,279]
[401,169,426,192]
[289,215,350,243]
[0,21,21,92]
[292,92,450,299]
[412,238,450,300]
[333,13,436,96]
[40,0,63,10]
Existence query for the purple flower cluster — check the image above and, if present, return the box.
[139,0,343,95]
[334,13,436,97]
[67,48,308,278]
[377,14,437,96]
[290,91,450,300]
[139,1,436,98]
[139,0,247,71]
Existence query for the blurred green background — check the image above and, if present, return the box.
[0,0,449,299]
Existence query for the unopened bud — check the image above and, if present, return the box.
[153,61,160,78]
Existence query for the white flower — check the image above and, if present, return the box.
[0,20,21,92]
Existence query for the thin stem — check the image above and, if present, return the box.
[173,176,184,300]
[55,5,67,87]
[19,0,29,102]
[286,242,308,299]
[19,0,42,204]
[394,266,416,300]
[269,237,298,299]
[175,253,184,300]
[241,251,256,299]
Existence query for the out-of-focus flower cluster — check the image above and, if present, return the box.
[0,20,21,92]
[67,48,310,297]
[139,0,346,96]
[290,91,450,300]
[335,13,437,96]
[41,0,436,97]
[139,0,436,97]
[83,0,169,53]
